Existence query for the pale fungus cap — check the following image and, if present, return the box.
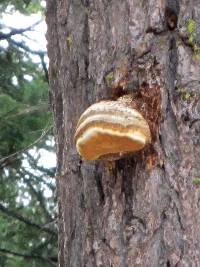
[74,100,151,160]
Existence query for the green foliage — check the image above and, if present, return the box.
[178,88,192,102]
[0,52,50,156]
[66,35,73,49]
[105,72,114,85]
[187,19,200,60]
[0,1,57,267]
[0,163,57,267]
[0,94,19,116]
[193,177,200,185]
[0,0,43,15]
[187,19,196,44]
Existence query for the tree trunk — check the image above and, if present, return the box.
[46,0,200,266]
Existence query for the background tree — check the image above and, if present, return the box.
[0,1,57,266]
[46,0,200,266]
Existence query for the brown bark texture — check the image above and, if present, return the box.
[46,0,200,266]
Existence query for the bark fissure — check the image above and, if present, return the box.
[94,164,105,206]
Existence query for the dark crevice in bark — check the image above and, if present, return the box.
[161,210,167,222]
[122,185,134,224]
[120,158,138,226]
[165,0,180,30]
[162,33,181,163]
[174,203,185,231]
[80,193,86,210]
[146,28,167,35]
[169,37,178,86]
[169,189,185,231]
[132,215,147,231]
[109,164,118,187]
[81,0,90,8]
[165,7,178,31]
[165,108,181,164]
[147,0,180,33]
[80,12,90,81]
[94,164,105,206]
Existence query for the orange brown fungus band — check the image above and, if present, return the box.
[74,98,151,160]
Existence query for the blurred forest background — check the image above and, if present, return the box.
[0,0,57,266]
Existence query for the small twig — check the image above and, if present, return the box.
[0,123,52,169]
[8,38,46,56]
[22,174,53,222]
[8,39,48,82]
[0,202,57,236]
[0,20,43,40]
[0,103,49,121]
[0,247,57,266]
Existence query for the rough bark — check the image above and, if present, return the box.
[46,0,200,266]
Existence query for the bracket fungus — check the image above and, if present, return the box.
[74,97,151,160]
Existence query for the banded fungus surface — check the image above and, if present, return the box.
[74,98,151,160]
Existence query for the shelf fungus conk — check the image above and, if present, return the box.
[74,99,151,160]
